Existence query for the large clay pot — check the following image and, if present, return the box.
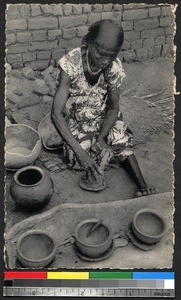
[10,166,54,211]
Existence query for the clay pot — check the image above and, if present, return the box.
[17,230,57,268]
[132,208,166,244]
[74,219,112,258]
[10,166,54,211]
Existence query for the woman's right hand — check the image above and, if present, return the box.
[76,148,101,178]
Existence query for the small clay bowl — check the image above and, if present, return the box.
[17,230,57,268]
[74,219,112,258]
[132,208,166,245]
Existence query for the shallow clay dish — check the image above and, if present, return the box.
[132,208,166,245]
[17,230,57,268]
[6,124,41,170]
[74,219,112,258]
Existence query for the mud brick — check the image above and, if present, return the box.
[123,50,135,62]
[41,5,53,14]
[17,32,32,43]
[22,66,35,79]
[7,53,22,64]
[27,60,49,71]
[52,4,63,16]
[12,62,24,69]
[28,17,58,30]
[31,4,42,17]
[134,19,159,31]
[124,30,140,41]
[77,26,88,37]
[37,51,51,60]
[113,4,123,11]
[118,51,124,61]
[166,35,174,45]
[149,7,161,17]
[122,21,133,31]
[48,29,62,40]
[161,44,171,57]
[154,36,165,46]
[143,38,154,47]
[123,4,148,9]
[160,17,173,27]
[141,28,164,38]
[9,69,22,78]
[52,49,65,60]
[63,28,77,39]
[123,9,148,21]
[6,33,16,45]
[93,4,102,13]
[63,4,72,16]
[121,41,130,50]
[22,52,36,62]
[72,4,83,15]
[29,40,58,51]
[88,13,102,24]
[101,11,122,22]
[148,45,161,58]
[58,15,87,28]
[6,4,21,19]
[83,4,92,14]
[58,37,82,49]
[32,30,47,41]
[6,19,27,31]
[7,44,29,54]
[103,4,113,12]
[162,5,173,16]
[165,26,175,35]
[17,94,41,109]
[136,48,148,60]
[131,39,143,50]
[19,4,31,17]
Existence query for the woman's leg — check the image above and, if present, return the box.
[122,154,158,197]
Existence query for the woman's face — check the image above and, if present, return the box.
[89,42,119,69]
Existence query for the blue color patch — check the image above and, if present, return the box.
[132,272,174,280]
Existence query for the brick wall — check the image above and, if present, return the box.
[6,3,175,70]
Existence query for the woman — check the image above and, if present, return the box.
[51,19,157,197]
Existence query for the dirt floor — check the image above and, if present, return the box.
[5,57,175,233]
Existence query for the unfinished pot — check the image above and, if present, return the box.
[10,166,54,211]
[74,219,112,258]
[5,124,41,170]
[17,230,57,268]
[132,208,166,245]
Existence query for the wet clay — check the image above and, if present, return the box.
[136,213,164,236]
[19,234,54,260]
[7,147,32,156]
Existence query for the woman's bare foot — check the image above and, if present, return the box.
[136,187,158,197]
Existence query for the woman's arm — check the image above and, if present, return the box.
[97,88,120,145]
[51,68,100,174]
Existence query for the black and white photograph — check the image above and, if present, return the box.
[4,3,176,270]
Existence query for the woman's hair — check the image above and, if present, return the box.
[82,19,124,51]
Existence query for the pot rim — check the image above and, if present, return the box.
[74,219,112,248]
[14,166,45,187]
[132,208,166,239]
[6,124,41,158]
[17,229,57,263]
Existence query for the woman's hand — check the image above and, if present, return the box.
[76,148,101,178]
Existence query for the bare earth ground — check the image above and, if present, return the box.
[5,57,175,268]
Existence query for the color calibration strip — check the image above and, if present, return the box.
[3,272,175,297]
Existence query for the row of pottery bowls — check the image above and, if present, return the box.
[6,124,54,210]
[16,210,166,268]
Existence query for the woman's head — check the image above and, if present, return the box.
[83,20,124,69]
[83,19,124,53]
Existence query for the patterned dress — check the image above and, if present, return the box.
[58,47,133,168]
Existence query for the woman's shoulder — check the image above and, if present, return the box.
[63,47,82,65]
